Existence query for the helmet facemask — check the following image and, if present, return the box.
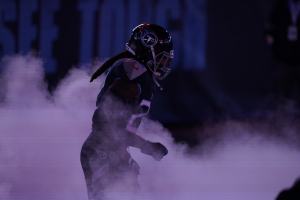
[149,49,174,80]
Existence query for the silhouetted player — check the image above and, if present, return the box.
[80,24,174,200]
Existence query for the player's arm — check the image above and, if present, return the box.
[125,74,168,160]
[125,99,167,160]
[95,62,124,107]
[126,99,151,134]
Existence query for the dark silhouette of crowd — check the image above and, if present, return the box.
[265,0,300,103]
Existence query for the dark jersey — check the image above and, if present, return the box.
[93,58,155,134]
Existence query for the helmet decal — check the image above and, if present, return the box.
[141,32,158,47]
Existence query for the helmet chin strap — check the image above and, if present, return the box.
[150,46,163,91]
[150,46,157,69]
[125,43,136,55]
[146,61,163,90]
[153,76,163,91]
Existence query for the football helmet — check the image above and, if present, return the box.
[126,24,174,82]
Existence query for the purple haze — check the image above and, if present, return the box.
[0,55,299,200]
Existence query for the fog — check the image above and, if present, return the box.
[0,55,299,200]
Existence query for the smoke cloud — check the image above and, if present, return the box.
[0,55,299,200]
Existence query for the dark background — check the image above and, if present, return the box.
[155,0,276,126]
[0,0,277,142]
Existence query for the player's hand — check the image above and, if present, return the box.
[141,142,168,161]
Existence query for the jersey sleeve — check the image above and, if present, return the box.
[94,58,154,134]
[95,61,125,107]
[126,70,154,134]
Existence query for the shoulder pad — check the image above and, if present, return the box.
[121,58,147,80]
